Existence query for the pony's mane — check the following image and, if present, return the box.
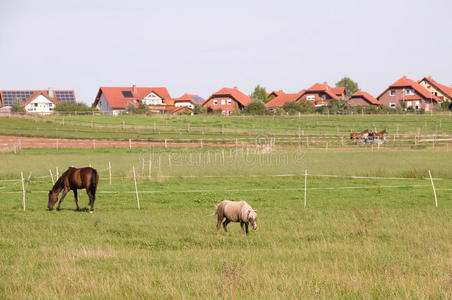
[51,175,65,191]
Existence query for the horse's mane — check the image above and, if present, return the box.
[51,172,66,191]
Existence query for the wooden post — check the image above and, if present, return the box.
[56,167,59,179]
[49,169,55,185]
[200,139,203,148]
[56,139,59,151]
[304,169,307,208]
[21,172,26,211]
[129,139,132,150]
[92,139,96,150]
[168,154,172,168]
[164,139,168,148]
[428,170,438,208]
[133,166,140,209]
[108,161,112,184]
[148,154,152,180]
[325,142,328,152]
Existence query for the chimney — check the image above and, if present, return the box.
[132,84,137,96]
[233,86,238,90]
[48,88,54,98]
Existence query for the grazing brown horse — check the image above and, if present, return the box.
[48,167,99,212]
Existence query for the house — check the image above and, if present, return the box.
[173,106,193,115]
[418,76,452,102]
[92,85,173,115]
[265,91,304,110]
[267,90,285,100]
[377,76,440,111]
[295,82,345,106]
[202,87,251,115]
[0,88,76,114]
[348,91,382,106]
[173,94,205,109]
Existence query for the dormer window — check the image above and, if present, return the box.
[390,90,396,96]
[405,89,414,95]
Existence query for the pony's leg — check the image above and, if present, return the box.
[216,212,224,234]
[245,223,249,235]
[240,221,246,235]
[223,220,231,233]
[73,189,80,211]
[56,188,70,211]
[86,189,95,212]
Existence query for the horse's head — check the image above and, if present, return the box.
[48,190,58,210]
[248,209,258,230]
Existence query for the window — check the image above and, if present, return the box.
[406,101,412,107]
[122,91,133,98]
[213,100,218,105]
[306,95,315,101]
[390,90,396,96]
[221,99,226,105]
[227,99,231,105]
[390,102,396,108]
[321,94,326,100]
[405,89,414,95]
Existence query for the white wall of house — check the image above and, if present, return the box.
[174,101,194,109]
[25,95,55,114]
[143,92,163,105]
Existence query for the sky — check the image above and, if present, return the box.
[1,0,451,104]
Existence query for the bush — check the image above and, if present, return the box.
[11,98,25,113]
[55,102,96,114]
[243,101,267,115]
[282,101,300,115]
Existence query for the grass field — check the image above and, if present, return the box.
[0,147,451,298]
[1,114,452,143]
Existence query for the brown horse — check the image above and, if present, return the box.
[350,129,369,142]
[374,129,387,141]
[48,167,99,212]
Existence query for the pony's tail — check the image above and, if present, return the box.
[209,204,219,216]
[90,168,98,197]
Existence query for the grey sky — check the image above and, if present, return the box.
[1,0,451,104]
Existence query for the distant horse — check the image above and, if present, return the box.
[350,129,369,143]
[48,167,99,212]
[374,129,387,142]
[212,200,258,235]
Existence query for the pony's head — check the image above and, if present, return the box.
[48,190,58,210]
[248,209,258,230]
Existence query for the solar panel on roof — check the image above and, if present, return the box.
[122,91,133,98]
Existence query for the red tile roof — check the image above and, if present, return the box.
[267,90,285,98]
[379,76,440,101]
[23,93,58,106]
[350,91,382,105]
[93,85,172,109]
[419,76,452,98]
[297,82,343,100]
[266,91,304,108]
[173,94,205,105]
[205,87,251,107]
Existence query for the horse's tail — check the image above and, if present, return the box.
[90,168,98,197]
[210,204,219,216]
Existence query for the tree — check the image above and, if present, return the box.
[125,102,137,114]
[250,85,270,103]
[335,77,359,97]
[327,100,354,114]
[243,101,267,115]
[11,98,25,113]
[136,100,149,114]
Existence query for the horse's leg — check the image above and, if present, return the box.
[240,221,245,235]
[86,188,95,212]
[245,222,249,235]
[56,188,70,211]
[223,220,231,233]
[73,189,80,211]
[216,214,223,235]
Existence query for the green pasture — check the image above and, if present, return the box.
[1,114,452,144]
[0,148,451,298]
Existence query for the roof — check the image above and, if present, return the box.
[0,89,76,107]
[23,93,58,106]
[93,85,172,109]
[377,76,440,101]
[350,91,382,105]
[419,76,452,98]
[267,90,285,98]
[266,91,304,108]
[297,82,343,100]
[204,87,251,106]
[173,94,205,105]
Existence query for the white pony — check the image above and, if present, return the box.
[212,200,258,235]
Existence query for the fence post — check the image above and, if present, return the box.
[21,172,26,211]
[133,166,140,210]
[49,169,55,185]
[304,169,308,208]
[108,161,112,184]
[148,154,152,180]
[129,139,132,150]
[56,167,59,179]
[164,139,168,148]
[428,170,438,208]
